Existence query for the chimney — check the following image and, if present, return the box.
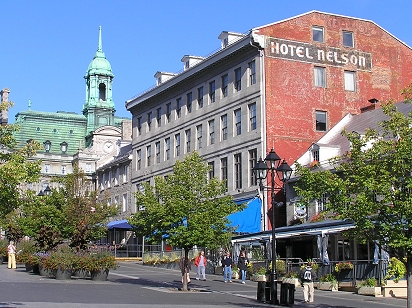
[360,98,379,113]
[0,88,10,126]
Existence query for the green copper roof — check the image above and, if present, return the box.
[85,26,114,78]
[14,110,87,155]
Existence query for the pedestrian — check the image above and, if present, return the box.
[222,251,233,283]
[7,241,16,269]
[237,250,249,284]
[299,262,317,303]
[179,255,191,284]
[194,250,207,281]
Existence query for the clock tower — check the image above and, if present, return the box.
[83,26,115,146]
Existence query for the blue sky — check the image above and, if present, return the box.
[2,0,411,121]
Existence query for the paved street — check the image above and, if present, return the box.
[0,261,406,308]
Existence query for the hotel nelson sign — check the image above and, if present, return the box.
[266,37,372,71]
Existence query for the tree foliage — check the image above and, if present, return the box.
[128,152,244,290]
[0,100,41,219]
[54,164,118,251]
[294,84,412,307]
[10,165,117,251]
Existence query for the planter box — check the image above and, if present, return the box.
[382,280,407,298]
[282,277,301,288]
[358,286,382,297]
[251,274,267,282]
[317,281,338,291]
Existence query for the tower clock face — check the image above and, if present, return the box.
[103,141,114,153]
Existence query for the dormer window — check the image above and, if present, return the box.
[60,141,68,153]
[44,140,51,152]
[311,143,320,162]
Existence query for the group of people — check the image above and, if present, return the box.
[180,250,250,284]
[180,250,317,303]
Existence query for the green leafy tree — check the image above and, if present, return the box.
[294,84,412,308]
[13,191,64,250]
[128,152,244,291]
[54,164,118,251]
[0,100,41,219]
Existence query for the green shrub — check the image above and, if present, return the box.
[358,277,377,288]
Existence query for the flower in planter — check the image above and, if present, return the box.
[16,240,39,265]
[41,246,77,271]
[81,251,119,272]
[309,160,319,169]
[334,261,354,273]
[358,277,377,288]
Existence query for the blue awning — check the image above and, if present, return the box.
[107,219,133,230]
[227,197,262,233]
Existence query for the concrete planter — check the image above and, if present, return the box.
[382,280,407,298]
[317,281,338,291]
[357,286,382,297]
[282,277,301,288]
[251,274,267,282]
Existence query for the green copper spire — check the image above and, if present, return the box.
[83,26,115,135]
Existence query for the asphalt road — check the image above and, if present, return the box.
[0,261,407,308]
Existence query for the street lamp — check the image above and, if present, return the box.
[253,148,292,305]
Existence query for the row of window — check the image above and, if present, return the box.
[98,165,129,190]
[137,61,256,135]
[107,193,129,213]
[138,149,258,192]
[312,26,354,48]
[207,149,258,190]
[41,140,68,153]
[136,103,257,168]
[35,127,74,134]
[314,67,357,91]
[44,164,68,175]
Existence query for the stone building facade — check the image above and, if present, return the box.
[126,11,412,231]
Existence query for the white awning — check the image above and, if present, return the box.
[231,219,354,244]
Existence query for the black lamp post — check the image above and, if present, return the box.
[37,184,51,196]
[253,148,292,305]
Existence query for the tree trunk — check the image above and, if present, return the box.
[407,258,412,308]
[182,248,190,291]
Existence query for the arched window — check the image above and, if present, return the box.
[99,83,106,101]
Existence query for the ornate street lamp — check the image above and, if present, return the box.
[43,185,51,196]
[253,148,292,305]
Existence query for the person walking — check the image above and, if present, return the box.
[179,256,191,284]
[7,241,16,269]
[299,262,317,303]
[194,251,207,281]
[237,250,249,284]
[222,251,233,283]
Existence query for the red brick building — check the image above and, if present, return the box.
[253,11,412,162]
[127,11,412,231]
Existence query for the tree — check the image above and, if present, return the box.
[54,164,118,251]
[128,151,244,291]
[294,84,412,308]
[0,100,41,219]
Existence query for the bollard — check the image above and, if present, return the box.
[279,283,287,305]
[257,281,265,302]
[287,283,295,305]
[265,280,271,302]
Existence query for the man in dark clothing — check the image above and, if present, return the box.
[299,262,317,303]
[237,250,249,284]
[222,251,233,282]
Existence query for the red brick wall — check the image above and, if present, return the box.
[255,12,412,163]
